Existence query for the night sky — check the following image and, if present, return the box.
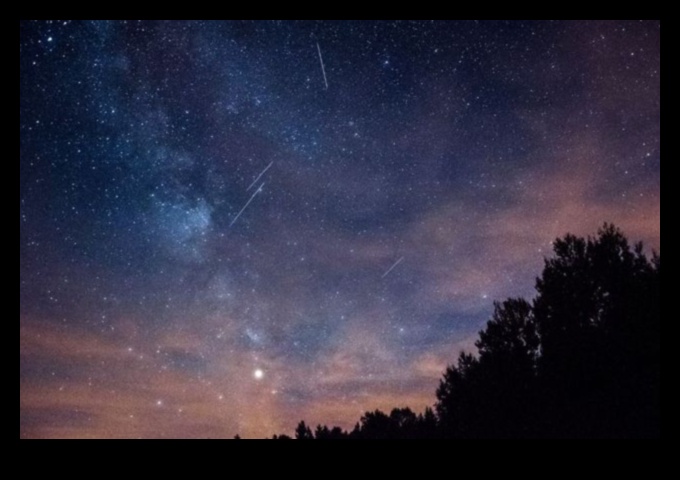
[20,20,660,439]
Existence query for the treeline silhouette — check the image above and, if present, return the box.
[267,224,659,439]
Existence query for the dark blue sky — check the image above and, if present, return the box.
[20,20,660,438]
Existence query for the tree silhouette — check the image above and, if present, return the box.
[271,224,659,439]
[294,421,313,440]
[313,425,347,439]
[531,224,660,437]
[435,351,479,437]
[435,224,659,438]
[438,297,540,437]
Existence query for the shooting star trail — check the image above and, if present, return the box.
[316,42,329,90]
[381,256,404,278]
[230,182,265,227]
[247,161,273,191]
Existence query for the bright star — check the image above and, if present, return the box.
[254,369,264,380]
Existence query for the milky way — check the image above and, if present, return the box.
[20,20,660,438]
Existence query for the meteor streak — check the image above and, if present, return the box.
[381,256,404,278]
[247,162,273,191]
[230,183,264,227]
[316,42,329,90]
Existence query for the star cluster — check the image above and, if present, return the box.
[20,20,660,438]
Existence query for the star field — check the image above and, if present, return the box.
[20,20,660,438]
